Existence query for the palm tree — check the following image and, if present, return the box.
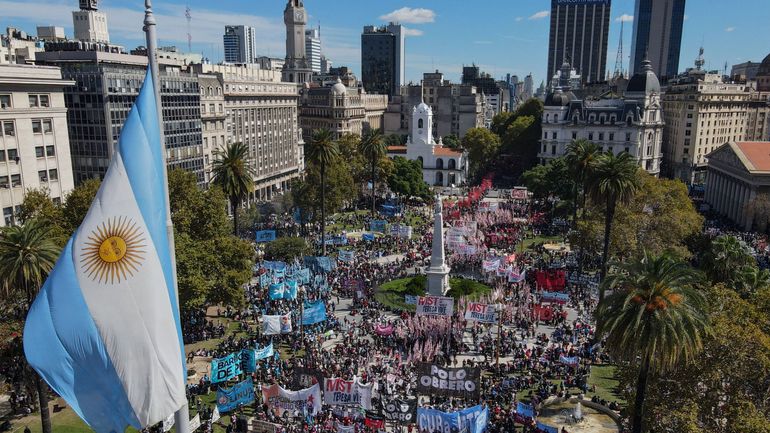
[700,235,754,284]
[305,129,339,255]
[359,128,386,218]
[587,151,640,295]
[565,139,600,224]
[0,218,61,433]
[596,252,710,433]
[211,142,256,237]
[732,265,770,298]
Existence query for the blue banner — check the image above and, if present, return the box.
[536,422,558,433]
[362,233,375,242]
[216,378,255,413]
[285,280,298,300]
[263,261,287,272]
[256,230,277,243]
[338,249,355,262]
[240,349,257,373]
[268,283,285,300]
[404,295,418,305]
[417,405,487,433]
[302,300,327,325]
[370,220,388,233]
[298,268,311,284]
[254,342,274,361]
[211,352,243,383]
[516,402,534,419]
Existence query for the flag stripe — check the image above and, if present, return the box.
[24,240,140,433]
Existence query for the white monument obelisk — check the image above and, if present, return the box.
[427,195,451,296]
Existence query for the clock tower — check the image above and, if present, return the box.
[283,0,312,84]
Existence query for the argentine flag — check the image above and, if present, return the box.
[23,70,186,432]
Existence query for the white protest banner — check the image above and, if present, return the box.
[323,377,373,409]
[189,414,201,432]
[464,302,499,323]
[263,314,292,335]
[262,383,322,416]
[416,296,454,317]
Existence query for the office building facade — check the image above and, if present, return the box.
[73,0,110,44]
[630,0,686,80]
[37,48,205,185]
[361,23,405,95]
[0,64,75,226]
[193,64,304,202]
[384,71,485,140]
[223,25,256,64]
[547,0,611,84]
[305,28,322,74]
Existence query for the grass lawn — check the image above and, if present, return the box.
[375,276,491,311]
[520,234,564,251]
[586,364,625,405]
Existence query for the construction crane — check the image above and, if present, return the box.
[185,5,192,53]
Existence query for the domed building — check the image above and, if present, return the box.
[387,99,469,188]
[539,59,664,175]
[298,77,388,143]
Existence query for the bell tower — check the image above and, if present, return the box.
[283,0,313,84]
[411,102,434,146]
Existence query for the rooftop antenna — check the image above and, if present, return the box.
[614,20,624,78]
[185,5,192,53]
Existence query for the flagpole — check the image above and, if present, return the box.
[143,2,191,432]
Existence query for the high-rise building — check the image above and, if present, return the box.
[320,56,332,74]
[223,25,256,64]
[72,0,110,44]
[630,0,686,80]
[283,0,313,84]
[37,45,205,185]
[523,74,534,100]
[461,65,507,116]
[193,64,304,202]
[384,71,485,140]
[0,64,75,227]
[305,28,322,74]
[361,23,405,95]
[547,0,611,84]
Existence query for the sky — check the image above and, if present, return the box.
[1,0,768,85]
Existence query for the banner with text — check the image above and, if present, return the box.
[263,314,292,335]
[381,398,417,425]
[416,296,454,317]
[211,352,243,383]
[302,300,328,325]
[216,378,255,413]
[464,303,499,323]
[417,364,480,399]
[261,383,322,417]
[256,230,277,243]
[323,377,373,409]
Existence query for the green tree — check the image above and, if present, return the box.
[305,129,340,255]
[587,151,640,289]
[169,169,230,240]
[211,142,256,237]
[461,127,501,180]
[0,219,60,433]
[264,237,309,262]
[387,156,431,200]
[359,129,387,218]
[520,157,573,202]
[700,235,755,285]
[597,252,710,433]
[62,179,101,234]
[441,134,460,150]
[17,188,66,247]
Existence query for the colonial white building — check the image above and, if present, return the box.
[539,59,664,175]
[387,100,469,187]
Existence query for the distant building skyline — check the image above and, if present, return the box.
[223,25,256,64]
[361,23,405,95]
[630,0,686,79]
[547,0,611,84]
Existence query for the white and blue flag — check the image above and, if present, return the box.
[23,70,186,432]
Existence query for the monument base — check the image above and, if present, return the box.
[426,265,451,296]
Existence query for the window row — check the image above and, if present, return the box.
[0,94,50,109]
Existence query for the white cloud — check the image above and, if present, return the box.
[402,27,424,37]
[380,7,436,24]
[515,17,523,22]
[725,26,735,32]
[473,40,492,45]
[615,14,634,22]
[529,11,550,20]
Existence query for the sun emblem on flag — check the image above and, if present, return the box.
[81,216,147,284]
